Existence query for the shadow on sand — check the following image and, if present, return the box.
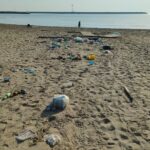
[40,106,64,121]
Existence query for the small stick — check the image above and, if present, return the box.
[123,86,133,103]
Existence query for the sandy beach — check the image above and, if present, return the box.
[0,24,150,150]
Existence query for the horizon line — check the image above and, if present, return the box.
[0,11,148,14]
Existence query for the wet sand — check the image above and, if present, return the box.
[0,24,150,150]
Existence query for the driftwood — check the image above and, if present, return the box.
[38,35,105,39]
[38,34,121,39]
[38,36,71,39]
[67,31,81,34]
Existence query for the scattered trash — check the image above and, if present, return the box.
[83,55,87,59]
[44,134,61,147]
[74,37,84,43]
[0,89,27,101]
[50,42,61,49]
[103,45,113,50]
[3,77,11,83]
[101,32,121,38]
[88,61,95,65]
[103,50,113,56]
[83,38,88,42]
[85,48,90,51]
[123,86,133,103]
[88,37,100,41]
[87,54,96,60]
[10,67,17,72]
[55,38,63,43]
[88,40,94,45]
[57,56,66,60]
[62,82,73,88]
[46,95,69,111]
[68,53,81,61]
[1,92,12,100]
[112,32,121,37]
[97,38,102,43]
[16,130,37,142]
[13,89,27,96]
[23,68,36,76]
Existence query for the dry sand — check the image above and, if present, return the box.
[0,24,150,150]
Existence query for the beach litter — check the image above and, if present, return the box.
[87,54,96,60]
[68,53,82,61]
[10,67,17,72]
[88,40,94,45]
[108,32,121,37]
[61,82,73,88]
[0,89,27,101]
[57,56,66,61]
[0,92,12,101]
[85,48,90,51]
[83,55,87,59]
[50,42,61,49]
[74,37,84,43]
[23,68,36,76]
[55,38,63,43]
[3,77,11,83]
[44,134,61,147]
[103,45,113,50]
[103,50,113,57]
[101,32,122,38]
[16,130,37,142]
[88,37,100,42]
[88,61,95,65]
[46,95,69,111]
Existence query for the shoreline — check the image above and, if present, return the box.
[0,23,150,31]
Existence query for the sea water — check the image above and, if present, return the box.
[0,13,150,29]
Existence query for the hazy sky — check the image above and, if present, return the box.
[0,0,149,12]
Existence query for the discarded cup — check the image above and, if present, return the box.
[44,134,61,147]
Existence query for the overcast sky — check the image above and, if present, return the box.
[0,0,149,12]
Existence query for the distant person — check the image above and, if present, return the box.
[78,21,81,28]
[27,24,32,28]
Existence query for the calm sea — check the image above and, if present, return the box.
[0,13,150,29]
